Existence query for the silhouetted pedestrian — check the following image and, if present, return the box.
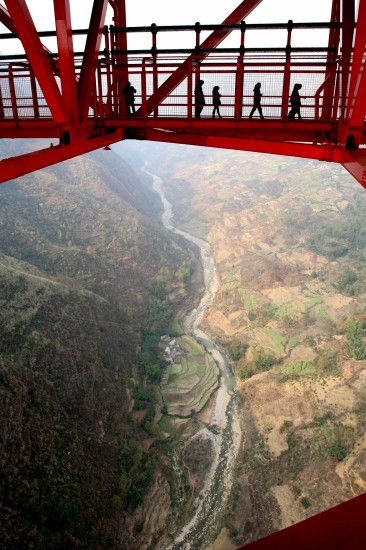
[288,83,302,119]
[249,82,264,119]
[194,79,205,118]
[212,86,222,118]
[123,81,137,117]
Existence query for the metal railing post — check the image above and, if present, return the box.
[235,21,246,120]
[111,58,119,115]
[103,25,110,59]
[0,75,4,120]
[315,74,333,120]
[97,62,103,119]
[235,57,244,120]
[195,21,201,50]
[188,58,193,120]
[30,69,39,118]
[142,58,147,118]
[104,61,113,116]
[322,61,337,120]
[9,65,18,121]
[332,65,341,122]
[281,19,293,120]
[151,23,158,117]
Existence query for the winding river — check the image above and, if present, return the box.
[145,168,242,550]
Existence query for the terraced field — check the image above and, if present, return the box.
[162,335,219,417]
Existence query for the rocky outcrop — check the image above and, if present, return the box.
[119,473,171,549]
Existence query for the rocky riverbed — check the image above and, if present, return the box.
[146,167,242,549]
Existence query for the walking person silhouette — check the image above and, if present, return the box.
[212,86,222,118]
[288,83,303,119]
[122,81,137,117]
[194,80,205,118]
[249,82,264,119]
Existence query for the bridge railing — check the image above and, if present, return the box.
[0,62,52,120]
[106,20,340,121]
[95,54,341,122]
[0,55,340,124]
[0,21,340,124]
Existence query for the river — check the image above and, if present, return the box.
[145,167,242,550]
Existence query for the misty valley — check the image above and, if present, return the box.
[1,139,366,549]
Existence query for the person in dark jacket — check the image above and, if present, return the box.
[194,79,205,118]
[122,81,137,117]
[288,83,302,119]
[212,85,222,118]
[249,82,264,119]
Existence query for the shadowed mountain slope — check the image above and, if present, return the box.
[0,141,199,548]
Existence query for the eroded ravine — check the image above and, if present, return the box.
[145,167,242,549]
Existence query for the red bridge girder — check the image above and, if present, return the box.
[238,492,366,550]
[0,1,366,547]
[0,0,365,189]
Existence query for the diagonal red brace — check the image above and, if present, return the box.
[54,0,79,125]
[0,130,124,184]
[0,4,16,32]
[78,0,109,123]
[344,0,366,127]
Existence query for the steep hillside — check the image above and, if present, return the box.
[0,141,201,548]
[130,141,366,548]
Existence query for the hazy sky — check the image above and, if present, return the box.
[0,0,337,54]
[1,1,335,30]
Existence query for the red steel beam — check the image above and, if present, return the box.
[321,0,340,120]
[4,0,67,125]
[238,492,366,550]
[0,129,124,184]
[109,0,128,115]
[78,0,109,123]
[136,0,263,117]
[54,0,79,125]
[142,128,336,162]
[137,129,365,188]
[0,4,16,32]
[341,153,366,189]
[340,0,355,126]
[348,64,366,130]
[344,0,366,129]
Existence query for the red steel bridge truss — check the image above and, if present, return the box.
[1,1,366,547]
[0,0,365,187]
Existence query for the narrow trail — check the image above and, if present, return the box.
[145,167,242,550]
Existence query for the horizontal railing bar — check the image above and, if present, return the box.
[0,51,104,61]
[112,47,336,55]
[0,28,134,39]
[0,61,333,70]
[0,28,90,40]
[111,22,339,33]
[0,22,339,41]
[138,64,329,68]
[0,48,335,62]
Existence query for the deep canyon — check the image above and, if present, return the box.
[1,139,366,549]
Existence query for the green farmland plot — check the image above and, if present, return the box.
[255,328,301,356]
[239,288,257,311]
[276,301,298,319]
[262,327,286,354]
[282,361,316,377]
[180,335,205,356]
[287,335,300,350]
[161,337,219,417]
[222,280,240,292]
[303,297,323,310]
